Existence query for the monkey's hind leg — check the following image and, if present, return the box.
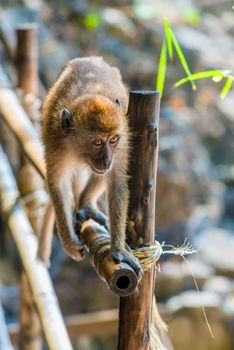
[108,170,143,278]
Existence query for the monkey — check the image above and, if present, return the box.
[39,56,142,276]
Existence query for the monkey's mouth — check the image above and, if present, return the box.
[90,166,107,175]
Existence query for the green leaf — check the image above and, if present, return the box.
[170,29,196,91]
[175,70,226,87]
[164,18,173,61]
[156,39,167,96]
[212,75,224,82]
[84,12,101,30]
[221,77,233,99]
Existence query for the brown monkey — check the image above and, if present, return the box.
[40,57,141,275]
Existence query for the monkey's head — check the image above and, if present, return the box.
[61,95,127,175]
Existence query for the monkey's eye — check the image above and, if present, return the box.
[109,135,119,144]
[93,138,103,147]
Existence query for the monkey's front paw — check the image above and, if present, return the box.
[111,248,143,278]
[75,206,109,233]
[66,243,85,262]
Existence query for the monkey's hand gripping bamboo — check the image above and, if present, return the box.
[79,220,139,296]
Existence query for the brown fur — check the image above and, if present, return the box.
[39,57,133,263]
[42,57,128,135]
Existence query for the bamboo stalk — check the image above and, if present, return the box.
[15,24,39,97]
[0,86,45,178]
[80,220,138,296]
[15,24,44,350]
[19,274,42,350]
[0,65,22,173]
[0,146,73,350]
[0,298,14,350]
[118,91,165,349]
[0,22,46,99]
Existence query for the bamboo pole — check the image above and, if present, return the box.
[0,65,22,173]
[0,299,14,350]
[19,273,42,350]
[15,24,44,350]
[118,91,164,349]
[0,146,73,350]
[15,24,38,97]
[80,220,138,296]
[0,22,46,99]
[0,85,45,178]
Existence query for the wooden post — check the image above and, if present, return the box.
[118,91,161,349]
[15,24,38,97]
[15,24,43,350]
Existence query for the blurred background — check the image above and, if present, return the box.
[0,0,234,349]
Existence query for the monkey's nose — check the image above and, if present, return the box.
[105,159,111,169]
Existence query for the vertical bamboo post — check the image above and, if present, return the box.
[15,23,42,350]
[15,24,38,97]
[118,91,161,349]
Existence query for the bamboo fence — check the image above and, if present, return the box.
[0,145,73,350]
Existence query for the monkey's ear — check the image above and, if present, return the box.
[61,108,73,133]
[115,99,121,108]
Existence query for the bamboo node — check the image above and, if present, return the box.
[89,235,110,256]
[94,248,110,270]
[88,235,111,278]
[0,193,21,218]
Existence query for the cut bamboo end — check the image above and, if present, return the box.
[80,220,138,296]
[107,263,138,296]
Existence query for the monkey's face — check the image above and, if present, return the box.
[85,134,120,175]
[60,96,126,174]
